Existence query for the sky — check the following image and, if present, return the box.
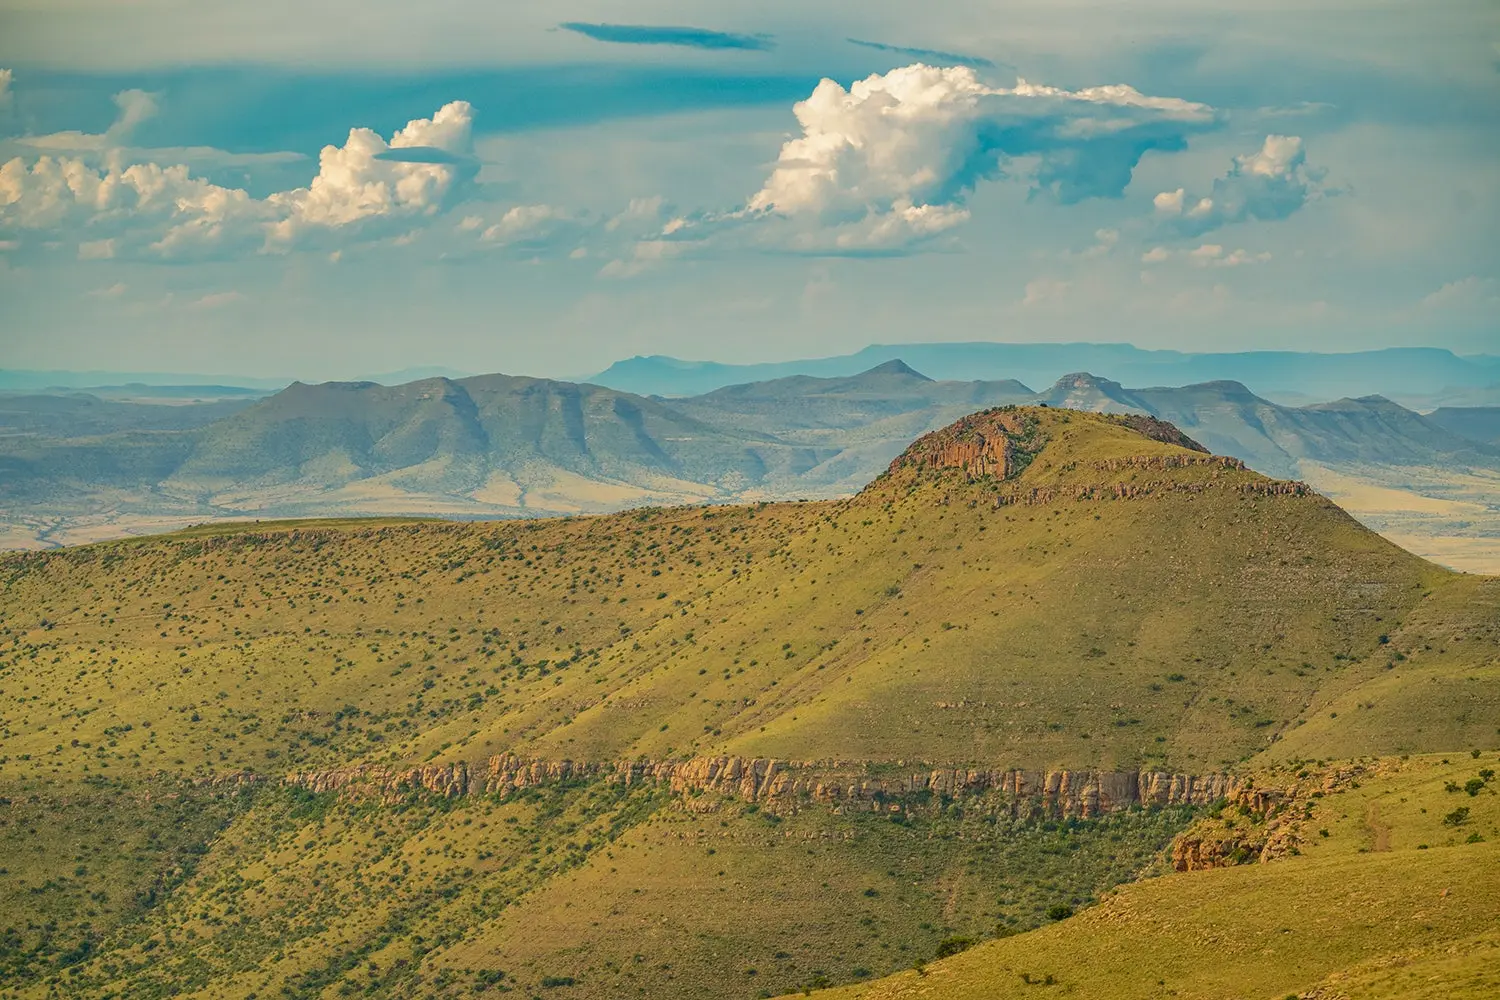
[0,0,1496,381]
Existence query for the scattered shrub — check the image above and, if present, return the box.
[935,935,974,959]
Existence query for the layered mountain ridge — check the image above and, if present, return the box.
[5,362,1492,525]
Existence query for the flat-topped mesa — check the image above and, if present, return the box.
[284,754,1294,820]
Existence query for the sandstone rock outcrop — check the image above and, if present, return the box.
[284,754,1270,819]
[889,409,1038,480]
[980,474,1312,508]
[1091,454,1243,472]
[1169,763,1371,871]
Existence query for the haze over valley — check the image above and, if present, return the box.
[5,347,1499,572]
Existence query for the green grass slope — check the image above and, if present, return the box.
[0,407,1494,999]
[800,753,1500,1000]
[5,407,1473,783]
[1,783,1196,999]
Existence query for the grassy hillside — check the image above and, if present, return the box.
[3,781,1200,999]
[4,407,1477,783]
[799,752,1500,1000]
[0,407,1493,998]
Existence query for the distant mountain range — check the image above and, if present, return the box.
[10,343,1500,410]
[0,365,469,393]
[3,363,1497,551]
[1426,406,1500,446]
[590,343,1500,405]
[1025,373,1499,480]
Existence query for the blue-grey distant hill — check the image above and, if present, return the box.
[0,365,471,394]
[591,344,1500,403]
[2,362,1496,544]
[1426,406,1500,446]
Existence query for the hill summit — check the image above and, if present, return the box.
[1,405,1495,1000]
[887,406,1209,481]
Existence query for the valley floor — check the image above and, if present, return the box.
[1300,462,1500,574]
[7,459,1500,573]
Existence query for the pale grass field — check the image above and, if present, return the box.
[1300,462,1500,574]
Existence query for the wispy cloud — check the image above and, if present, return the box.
[1419,276,1497,310]
[16,86,158,154]
[1141,244,1272,267]
[845,38,995,69]
[559,23,773,52]
[189,290,247,309]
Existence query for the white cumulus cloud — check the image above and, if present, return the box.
[480,204,568,244]
[1022,277,1070,307]
[265,101,476,246]
[1155,134,1327,237]
[0,101,478,259]
[720,63,1216,253]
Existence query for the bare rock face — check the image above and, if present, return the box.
[888,409,1038,480]
[1169,763,1372,871]
[285,760,477,799]
[285,754,1269,821]
[1092,454,1243,473]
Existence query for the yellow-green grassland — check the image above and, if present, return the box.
[1,407,1495,999]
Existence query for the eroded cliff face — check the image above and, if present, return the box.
[1169,763,1373,871]
[283,754,1275,819]
[979,476,1312,508]
[888,409,1039,480]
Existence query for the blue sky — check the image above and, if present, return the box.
[0,1,1496,380]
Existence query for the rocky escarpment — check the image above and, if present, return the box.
[1090,454,1242,473]
[981,475,1314,508]
[889,408,1041,480]
[909,449,1312,507]
[285,754,1276,819]
[1170,763,1374,871]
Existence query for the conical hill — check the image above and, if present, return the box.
[4,407,1489,784]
